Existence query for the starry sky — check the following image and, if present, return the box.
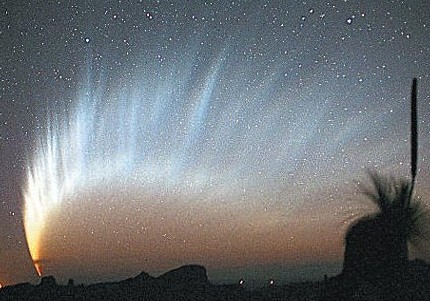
[1,0,430,287]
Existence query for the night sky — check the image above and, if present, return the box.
[1,0,430,287]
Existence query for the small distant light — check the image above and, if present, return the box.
[269,280,274,285]
[239,279,244,285]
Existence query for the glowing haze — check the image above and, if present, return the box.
[23,51,222,274]
[23,48,340,280]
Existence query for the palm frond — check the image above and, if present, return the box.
[391,177,411,210]
[362,171,411,213]
[361,171,391,212]
[361,171,429,243]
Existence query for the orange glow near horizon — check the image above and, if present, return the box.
[23,202,45,278]
[34,261,43,277]
[26,192,346,284]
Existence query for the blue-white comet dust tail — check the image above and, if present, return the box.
[22,48,352,277]
[22,53,229,276]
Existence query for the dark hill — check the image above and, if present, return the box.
[157,264,208,286]
[0,261,429,300]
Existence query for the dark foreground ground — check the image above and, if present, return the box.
[1,260,429,301]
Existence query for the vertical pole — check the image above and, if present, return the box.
[408,78,418,207]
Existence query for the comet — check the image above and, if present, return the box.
[22,53,227,276]
[22,46,332,277]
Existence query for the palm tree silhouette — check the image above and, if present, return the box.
[342,172,427,280]
[342,79,428,281]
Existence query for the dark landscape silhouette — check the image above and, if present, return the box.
[342,172,426,280]
[0,261,429,301]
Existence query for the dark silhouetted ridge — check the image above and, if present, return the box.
[38,275,57,287]
[1,262,429,300]
[157,264,208,286]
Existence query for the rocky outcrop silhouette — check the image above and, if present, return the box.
[39,275,57,288]
[157,264,208,286]
[0,264,241,301]
[1,262,429,300]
